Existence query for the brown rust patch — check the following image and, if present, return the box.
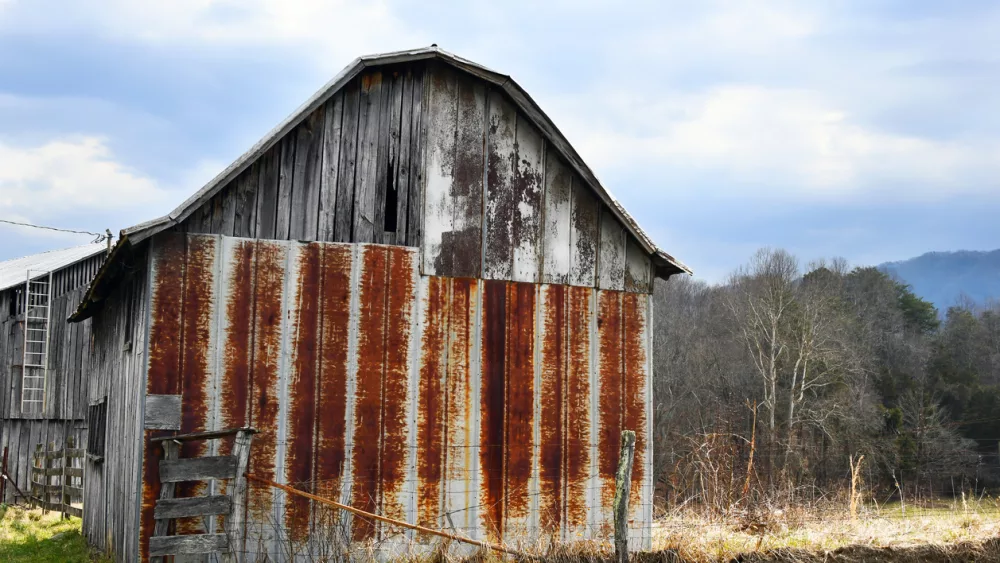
[146,233,185,395]
[417,276,447,529]
[314,245,352,505]
[220,240,256,454]
[285,243,322,540]
[141,233,187,559]
[539,284,565,533]
[565,286,592,528]
[177,236,218,534]
[505,282,535,530]
[352,246,388,541]
[622,293,648,513]
[480,279,506,541]
[380,247,415,522]
[597,291,624,509]
[248,241,286,517]
[446,278,476,522]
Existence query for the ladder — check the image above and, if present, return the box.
[21,270,52,413]
[149,428,256,562]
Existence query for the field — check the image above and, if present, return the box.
[0,502,997,562]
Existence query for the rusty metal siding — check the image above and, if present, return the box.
[139,233,653,558]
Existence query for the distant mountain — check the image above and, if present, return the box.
[879,250,1000,312]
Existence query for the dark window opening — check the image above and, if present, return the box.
[384,160,397,233]
[86,398,107,461]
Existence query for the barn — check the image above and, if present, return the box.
[70,46,690,561]
[0,243,107,506]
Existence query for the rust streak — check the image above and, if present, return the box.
[446,278,475,520]
[249,241,286,518]
[480,279,506,541]
[597,291,623,510]
[221,241,256,444]
[352,246,388,541]
[380,247,414,522]
[314,245,352,517]
[539,284,565,533]
[622,293,648,513]
[505,282,535,532]
[285,243,322,540]
[417,277,447,532]
[565,287,592,528]
[140,233,186,560]
[177,236,217,534]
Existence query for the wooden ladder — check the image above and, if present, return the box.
[149,428,256,562]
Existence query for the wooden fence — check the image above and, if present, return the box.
[30,437,84,518]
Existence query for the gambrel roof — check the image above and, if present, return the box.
[122,45,690,277]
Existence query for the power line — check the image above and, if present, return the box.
[0,218,108,242]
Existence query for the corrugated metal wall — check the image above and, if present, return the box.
[139,232,652,560]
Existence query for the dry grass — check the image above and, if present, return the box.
[651,500,1000,562]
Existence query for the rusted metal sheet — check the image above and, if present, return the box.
[139,233,654,558]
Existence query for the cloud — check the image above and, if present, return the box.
[0,136,168,221]
[1,0,426,63]
[551,85,1000,204]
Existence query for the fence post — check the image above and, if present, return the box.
[614,430,636,563]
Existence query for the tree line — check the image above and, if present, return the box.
[652,248,1000,511]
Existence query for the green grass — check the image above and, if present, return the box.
[0,505,107,563]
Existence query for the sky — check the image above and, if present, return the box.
[0,1,998,283]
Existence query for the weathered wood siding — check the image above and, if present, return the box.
[178,64,427,250]
[81,247,150,561]
[421,63,653,293]
[0,253,104,503]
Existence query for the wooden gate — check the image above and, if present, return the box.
[149,428,255,562]
[30,437,84,518]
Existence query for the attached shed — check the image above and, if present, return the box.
[72,46,690,562]
[0,243,107,504]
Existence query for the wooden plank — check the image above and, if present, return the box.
[154,495,231,520]
[421,65,458,276]
[159,456,237,483]
[624,237,652,294]
[65,485,83,496]
[65,505,82,518]
[392,69,413,245]
[569,177,599,287]
[289,104,326,240]
[255,146,280,239]
[64,467,83,478]
[318,93,344,242]
[148,533,229,556]
[512,113,544,282]
[450,73,486,278]
[598,209,626,290]
[483,89,517,280]
[275,137,297,240]
[353,70,384,243]
[334,79,362,243]
[542,151,572,284]
[233,164,259,238]
[406,67,426,248]
[374,69,400,244]
[218,178,237,237]
[143,394,182,430]
[149,427,251,442]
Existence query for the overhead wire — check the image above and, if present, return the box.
[0,218,109,243]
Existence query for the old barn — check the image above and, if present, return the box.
[0,243,106,505]
[70,46,690,561]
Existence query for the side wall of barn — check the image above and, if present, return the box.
[0,253,104,504]
[81,247,150,561]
